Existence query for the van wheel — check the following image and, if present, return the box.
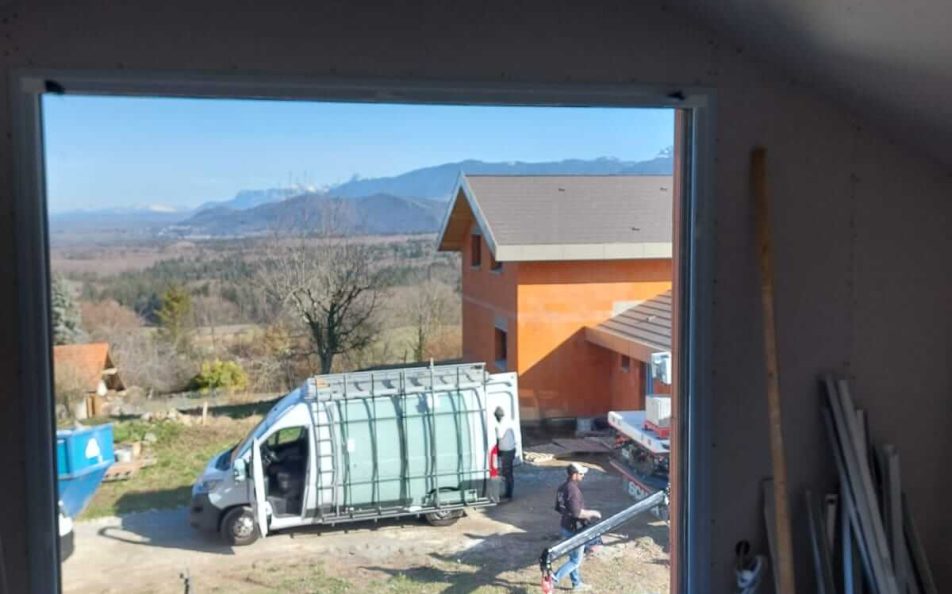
[220,506,259,546]
[424,509,464,527]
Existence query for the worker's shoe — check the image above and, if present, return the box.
[572,583,593,591]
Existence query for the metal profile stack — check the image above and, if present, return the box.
[814,375,937,594]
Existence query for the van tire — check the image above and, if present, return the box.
[424,509,464,527]
[220,506,259,546]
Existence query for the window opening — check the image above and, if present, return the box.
[471,235,482,268]
[27,91,695,594]
[494,327,508,369]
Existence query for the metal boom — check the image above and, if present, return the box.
[539,489,667,574]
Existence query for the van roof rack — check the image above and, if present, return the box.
[304,362,489,401]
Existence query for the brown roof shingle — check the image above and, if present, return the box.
[585,291,671,361]
[438,174,673,262]
[53,342,125,393]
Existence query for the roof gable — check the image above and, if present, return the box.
[437,174,673,262]
[53,342,125,393]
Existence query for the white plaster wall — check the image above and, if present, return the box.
[0,1,948,591]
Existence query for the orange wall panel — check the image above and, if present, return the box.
[460,228,518,373]
[607,352,645,411]
[458,231,672,419]
[516,259,671,418]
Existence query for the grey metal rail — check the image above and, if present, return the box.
[539,489,667,576]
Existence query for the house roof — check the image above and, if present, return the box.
[585,291,671,362]
[53,342,125,393]
[437,174,673,262]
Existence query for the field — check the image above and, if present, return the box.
[81,407,268,519]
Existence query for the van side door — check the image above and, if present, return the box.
[250,438,268,538]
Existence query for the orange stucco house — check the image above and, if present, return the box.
[438,174,674,421]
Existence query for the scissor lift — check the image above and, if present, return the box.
[607,409,670,519]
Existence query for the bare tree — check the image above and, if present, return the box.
[399,280,457,363]
[259,230,382,374]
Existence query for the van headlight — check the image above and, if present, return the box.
[194,479,222,494]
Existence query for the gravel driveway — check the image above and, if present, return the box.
[63,454,669,594]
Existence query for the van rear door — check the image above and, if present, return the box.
[250,438,268,538]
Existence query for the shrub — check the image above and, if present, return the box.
[190,359,249,394]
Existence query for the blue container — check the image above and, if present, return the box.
[56,424,114,518]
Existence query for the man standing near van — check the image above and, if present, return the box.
[553,463,601,591]
[494,406,516,501]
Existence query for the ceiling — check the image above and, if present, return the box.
[676,0,952,168]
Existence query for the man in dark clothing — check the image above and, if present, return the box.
[553,462,601,591]
[494,406,517,501]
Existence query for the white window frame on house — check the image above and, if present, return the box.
[10,71,714,594]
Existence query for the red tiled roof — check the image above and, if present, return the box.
[53,342,125,393]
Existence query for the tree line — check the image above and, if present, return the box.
[54,234,462,399]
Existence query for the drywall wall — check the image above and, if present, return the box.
[0,1,948,591]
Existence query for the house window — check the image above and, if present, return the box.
[471,234,482,268]
[494,327,508,369]
[620,355,631,373]
[490,253,503,273]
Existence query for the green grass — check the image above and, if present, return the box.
[80,415,259,519]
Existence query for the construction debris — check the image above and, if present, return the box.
[102,457,156,482]
[523,437,613,464]
[817,376,936,594]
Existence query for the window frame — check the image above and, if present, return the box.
[493,327,508,370]
[471,233,482,268]
[11,71,714,594]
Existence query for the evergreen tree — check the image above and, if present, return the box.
[51,275,84,345]
[156,285,193,352]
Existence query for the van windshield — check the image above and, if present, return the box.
[229,387,302,465]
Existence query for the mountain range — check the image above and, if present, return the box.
[174,193,445,237]
[49,151,673,239]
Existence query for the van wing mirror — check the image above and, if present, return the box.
[233,458,247,481]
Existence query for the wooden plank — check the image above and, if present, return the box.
[762,480,781,594]
[751,147,797,594]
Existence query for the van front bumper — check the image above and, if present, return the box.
[189,493,220,532]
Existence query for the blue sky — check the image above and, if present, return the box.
[42,96,673,213]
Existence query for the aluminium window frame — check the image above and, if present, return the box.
[10,70,715,594]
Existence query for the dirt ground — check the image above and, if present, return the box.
[63,454,669,594]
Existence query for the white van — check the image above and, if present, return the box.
[190,363,521,545]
